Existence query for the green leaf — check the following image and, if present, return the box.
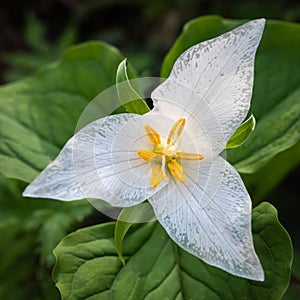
[115,203,156,264]
[0,175,90,298]
[53,202,292,299]
[0,41,126,182]
[228,87,300,173]
[114,219,132,266]
[24,13,49,52]
[226,114,256,149]
[0,218,61,300]
[242,140,300,204]
[116,58,150,114]
[161,16,300,174]
[283,251,300,300]
[0,176,92,266]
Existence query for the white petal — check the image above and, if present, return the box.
[93,112,172,206]
[23,114,138,203]
[152,19,265,153]
[23,113,166,206]
[149,156,264,281]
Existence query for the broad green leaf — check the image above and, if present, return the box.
[161,16,300,174]
[229,88,300,173]
[242,140,300,204]
[0,41,126,183]
[53,202,292,300]
[116,58,150,114]
[226,114,256,149]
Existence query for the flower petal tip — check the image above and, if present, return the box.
[249,269,265,282]
[249,18,266,33]
[22,183,45,199]
[244,259,265,282]
[22,184,35,198]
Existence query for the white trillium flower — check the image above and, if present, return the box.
[23,19,266,281]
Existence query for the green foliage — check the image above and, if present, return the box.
[0,176,92,299]
[0,41,126,298]
[283,252,300,300]
[226,114,256,149]
[0,41,126,182]
[0,14,297,300]
[4,14,77,82]
[161,16,300,175]
[242,140,300,204]
[115,204,156,264]
[0,177,92,266]
[116,58,150,114]
[53,203,292,300]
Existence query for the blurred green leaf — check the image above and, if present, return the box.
[53,202,292,299]
[0,218,50,300]
[24,13,49,52]
[4,14,78,81]
[226,114,256,149]
[0,175,92,299]
[0,41,126,183]
[283,251,300,300]
[0,219,61,300]
[161,16,300,174]
[0,176,92,266]
[242,140,300,204]
[229,88,300,173]
[116,58,150,114]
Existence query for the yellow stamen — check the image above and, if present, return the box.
[144,125,161,146]
[150,164,164,189]
[138,119,202,188]
[161,155,168,179]
[167,118,186,145]
[137,150,157,161]
[177,152,204,160]
[167,159,186,183]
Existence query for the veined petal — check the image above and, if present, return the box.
[152,19,265,153]
[23,113,166,206]
[22,114,136,203]
[149,156,264,281]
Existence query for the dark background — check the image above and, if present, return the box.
[0,0,300,82]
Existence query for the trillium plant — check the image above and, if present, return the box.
[24,19,266,281]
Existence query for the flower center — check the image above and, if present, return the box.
[137,118,204,189]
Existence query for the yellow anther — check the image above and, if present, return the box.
[167,159,186,183]
[137,150,157,161]
[177,152,204,160]
[144,125,161,146]
[138,119,202,188]
[167,118,186,145]
[150,164,164,189]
